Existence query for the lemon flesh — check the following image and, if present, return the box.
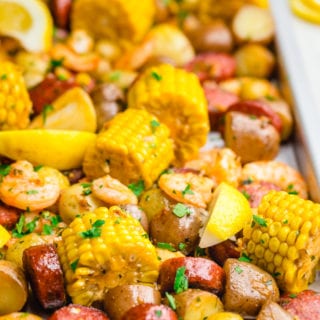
[290,0,320,24]
[199,182,252,248]
[29,87,97,133]
[0,0,53,52]
[0,225,11,248]
[0,130,96,170]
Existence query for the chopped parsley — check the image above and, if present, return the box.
[165,292,176,310]
[81,182,92,196]
[287,184,298,195]
[154,309,162,317]
[239,253,252,262]
[79,219,105,238]
[0,74,7,80]
[174,266,188,293]
[151,71,162,81]
[242,177,253,185]
[178,242,186,251]
[150,119,160,133]
[70,259,79,272]
[108,70,122,81]
[173,203,191,218]
[182,184,194,196]
[50,58,64,69]
[128,180,145,197]
[42,104,54,124]
[252,214,267,227]
[26,190,39,195]
[12,215,39,238]
[235,265,243,274]
[241,190,251,200]
[42,224,53,235]
[194,246,206,257]
[289,293,297,299]
[157,242,176,252]
[0,164,11,177]
[33,165,43,172]
[272,272,281,277]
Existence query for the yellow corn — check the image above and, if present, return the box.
[127,63,209,165]
[0,61,32,130]
[241,190,320,293]
[57,206,160,306]
[82,108,174,187]
[71,0,155,45]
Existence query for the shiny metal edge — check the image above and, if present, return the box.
[269,0,320,202]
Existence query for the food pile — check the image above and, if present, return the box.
[0,0,319,319]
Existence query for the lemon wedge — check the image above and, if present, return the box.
[290,0,320,24]
[0,129,96,170]
[28,87,97,133]
[199,182,252,248]
[0,225,11,248]
[0,0,53,52]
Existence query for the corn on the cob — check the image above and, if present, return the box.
[71,0,155,45]
[83,108,174,187]
[57,206,160,306]
[241,190,320,293]
[127,63,209,165]
[0,61,32,130]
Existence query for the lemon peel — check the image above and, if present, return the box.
[0,130,96,170]
[290,0,320,24]
[0,225,11,248]
[199,182,252,248]
[0,0,53,52]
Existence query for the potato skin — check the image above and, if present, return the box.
[158,257,225,296]
[224,111,280,163]
[103,285,161,320]
[121,303,178,320]
[150,205,202,255]
[119,204,149,233]
[207,239,240,267]
[173,288,224,320]
[223,259,279,317]
[257,300,295,320]
[48,304,110,320]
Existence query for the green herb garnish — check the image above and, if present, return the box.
[174,266,188,293]
[79,219,105,238]
[151,71,162,81]
[252,214,267,227]
[182,184,194,196]
[173,203,191,218]
[239,253,252,262]
[157,242,176,252]
[70,259,79,272]
[42,104,54,124]
[165,292,176,310]
[128,180,145,197]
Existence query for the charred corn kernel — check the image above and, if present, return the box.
[128,64,209,165]
[83,108,174,187]
[0,61,32,130]
[242,190,320,293]
[57,206,159,306]
[71,0,155,44]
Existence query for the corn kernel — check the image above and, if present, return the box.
[254,244,265,259]
[287,230,298,246]
[274,254,283,267]
[278,242,288,256]
[296,234,309,250]
[277,225,290,242]
[287,246,299,261]
[269,237,280,253]
[264,249,274,263]
[269,221,282,236]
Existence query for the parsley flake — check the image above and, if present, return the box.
[26,190,39,195]
[241,190,251,200]
[178,242,186,251]
[235,265,243,274]
[287,184,298,195]
[0,164,11,177]
[157,242,176,252]
[239,253,252,262]
[79,219,105,238]
[289,293,297,299]
[173,203,191,218]
[42,104,54,124]
[165,292,176,310]
[43,224,53,235]
[154,310,162,317]
[174,266,188,293]
[0,74,7,80]
[33,165,43,172]
[150,119,160,133]
[50,58,64,69]
[70,259,79,272]
[182,184,194,196]
[252,214,267,227]
[128,180,145,197]
[151,71,162,81]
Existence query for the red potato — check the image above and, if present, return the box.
[48,304,110,320]
[121,303,178,320]
[279,290,320,320]
[23,244,66,310]
[257,300,295,320]
[103,284,161,320]
[203,81,240,130]
[207,239,240,267]
[0,203,20,230]
[50,0,73,29]
[185,53,236,83]
[238,181,281,208]
[158,257,225,296]
[227,100,282,134]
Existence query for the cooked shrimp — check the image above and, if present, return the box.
[241,160,308,199]
[0,160,61,211]
[184,147,242,187]
[51,43,100,72]
[92,175,138,205]
[158,171,215,208]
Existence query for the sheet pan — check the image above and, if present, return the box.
[269,0,320,202]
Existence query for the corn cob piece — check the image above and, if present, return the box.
[127,63,209,165]
[71,0,155,44]
[57,206,160,306]
[0,61,32,130]
[83,108,174,187]
[241,190,320,293]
